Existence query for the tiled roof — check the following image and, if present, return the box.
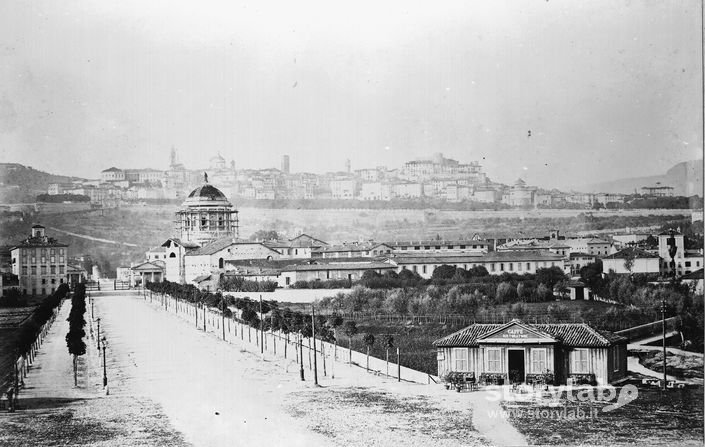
[602,247,659,260]
[386,240,490,247]
[681,268,704,280]
[389,251,564,265]
[433,320,626,348]
[186,238,278,256]
[283,261,394,272]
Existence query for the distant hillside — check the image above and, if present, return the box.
[0,163,84,203]
[579,160,703,196]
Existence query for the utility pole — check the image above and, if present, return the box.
[221,297,226,341]
[259,296,264,355]
[662,296,667,390]
[397,347,401,382]
[299,334,305,381]
[312,305,318,385]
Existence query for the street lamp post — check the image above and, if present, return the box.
[96,318,101,353]
[101,336,108,388]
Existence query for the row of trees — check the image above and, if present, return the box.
[219,276,277,292]
[66,284,87,386]
[15,284,70,360]
[145,281,387,371]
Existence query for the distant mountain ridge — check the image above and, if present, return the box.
[578,160,703,196]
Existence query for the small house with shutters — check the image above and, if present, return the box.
[433,319,627,385]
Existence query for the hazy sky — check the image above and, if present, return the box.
[0,0,702,188]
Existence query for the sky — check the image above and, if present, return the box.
[0,0,702,189]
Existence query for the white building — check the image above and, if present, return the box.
[330,178,357,199]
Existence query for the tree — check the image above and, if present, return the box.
[495,282,517,304]
[431,265,457,281]
[66,284,87,387]
[554,281,569,300]
[536,283,553,301]
[467,266,489,277]
[383,334,394,376]
[327,314,343,360]
[363,333,375,371]
[516,282,528,302]
[361,270,381,281]
[249,229,280,241]
[536,266,567,290]
[343,321,358,363]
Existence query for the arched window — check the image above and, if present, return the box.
[170,252,176,258]
[219,258,224,269]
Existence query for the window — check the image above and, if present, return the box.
[487,348,501,372]
[422,265,427,274]
[447,245,454,249]
[526,263,531,271]
[59,266,64,274]
[509,263,514,271]
[22,266,28,275]
[412,265,418,272]
[612,347,619,372]
[571,349,589,373]
[490,263,495,272]
[472,245,477,249]
[460,245,466,249]
[31,266,37,275]
[41,266,47,274]
[518,262,522,271]
[50,249,55,256]
[51,279,56,284]
[531,348,546,373]
[500,263,504,271]
[453,348,468,371]
[424,246,430,250]
[50,265,56,274]
[685,261,691,267]
[414,246,420,250]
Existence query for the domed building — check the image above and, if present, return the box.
[175,173,239,247]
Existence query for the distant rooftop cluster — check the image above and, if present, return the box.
[43,150,680,209]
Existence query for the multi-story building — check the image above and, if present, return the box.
[330,178,358,199]
[101,167,125,182]
[10,225,69,295]
[392,181,423,199]
[657,230,704,277]
[360,182,392,201]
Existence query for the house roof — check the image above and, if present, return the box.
[282,261,394,272]
[388,251,564,265]
[433,319,626,348]
[131,260,165,271]
[386,239,490,247]
[101,167,122,172]
[186,238,279,257]
[681,268,704,280]
[602,247,659,260]
[313,242,392,253]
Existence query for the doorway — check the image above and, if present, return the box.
[508,349,525,383]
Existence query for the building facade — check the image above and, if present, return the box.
[10,225,69,295]
[434,319,628,385]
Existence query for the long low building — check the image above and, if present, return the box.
[386,251,567,278]
[278,260,395,287]
[434,319,627,385]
